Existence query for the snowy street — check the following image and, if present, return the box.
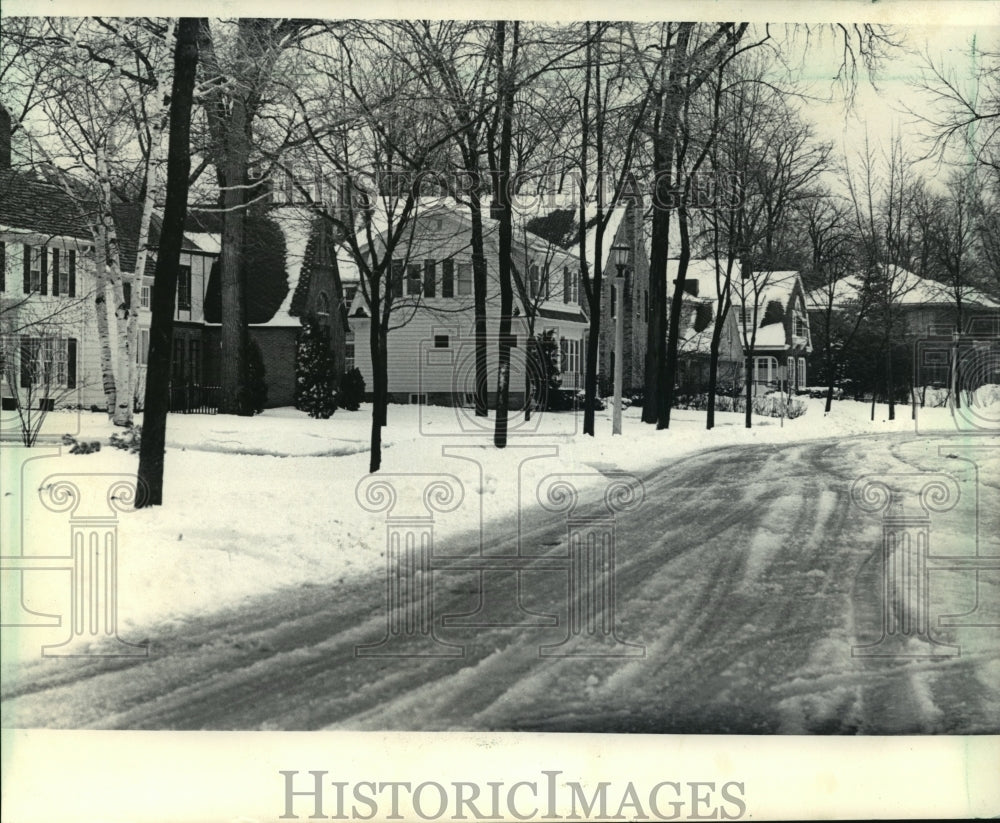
[3,402,998,733]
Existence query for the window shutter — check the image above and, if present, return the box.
[390,260,403,298]
[0,242,5,292]
[67,338,77,389]
[423,260,436,297]
[69,250,76,297]
[559,337,568,372]
[51,248,60,296]
[40,247,47,295]
[20,336,33,387]
[23,244,30,293]
[563,267,570,303]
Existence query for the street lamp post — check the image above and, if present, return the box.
[611,244,629,435]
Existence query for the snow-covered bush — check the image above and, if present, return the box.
[753,393,807,419]
[675,392,806,419]
[972,383,1000,408]
[295,316,338,419]
[62,433,101,454]
[109,426,141,453]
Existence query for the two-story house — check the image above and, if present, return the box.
[1,163,216,413]
[338,201,590,407]
[656,262,812,395]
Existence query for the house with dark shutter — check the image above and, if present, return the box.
[343,200,589,406]
[522,195,650,396]
[0,168,89,410]
[1,167,216,412]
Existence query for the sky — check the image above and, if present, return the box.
[783,23,998,187]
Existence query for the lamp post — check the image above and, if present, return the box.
[611,244,629,435]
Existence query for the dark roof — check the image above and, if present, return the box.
[186,207,225,234]
[1,170,200,272]
[0,169,95,240]
[537,305,587,323]
[112,203,200,274]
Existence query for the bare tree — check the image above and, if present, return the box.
[845,134,922,421]
[137,17,200,507]
[196,18,318,416]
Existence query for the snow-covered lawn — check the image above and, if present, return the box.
[2,391,997,667]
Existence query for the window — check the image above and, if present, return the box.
[177,264,192,311]
[434,334,449,349]
[560,267,579,304]
[345,332,355,371]
[739,307,754,328]
[787,356,795,388]
[441,259,454,298]
[406,263,422,296]
[754,356,778,384]
[793,315,807,338]
[29,247,44,293]
[423,260,436,297]
[560,336,581,376]
[16,336,74,388]
[140,284,151,309]
[317,291,330,316]
[797,358,807,389]
[457,262,473,296]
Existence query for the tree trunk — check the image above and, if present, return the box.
[129,24,174,419]
[468,174,490,419]
[887,346,895,420]
[369,316,387,473]
[744,355,753,428]
[219,117,251,416]
[493,21,517,449]
[137,17,199,508]
[706,321,723,430]
[661,202,692,428]
[93,226,118,416]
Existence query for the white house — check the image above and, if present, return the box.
[344,201,589,407]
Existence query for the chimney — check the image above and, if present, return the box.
[672,277,699,297]
[0,103,11,170]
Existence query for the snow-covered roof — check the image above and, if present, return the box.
[806,265,1000,310]
[185,232,220,255]
[582,207,627,274]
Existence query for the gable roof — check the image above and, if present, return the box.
[806,265,1000,310]
[0,170,205,272]
[112,203,202,275]
[0,169,95,241]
